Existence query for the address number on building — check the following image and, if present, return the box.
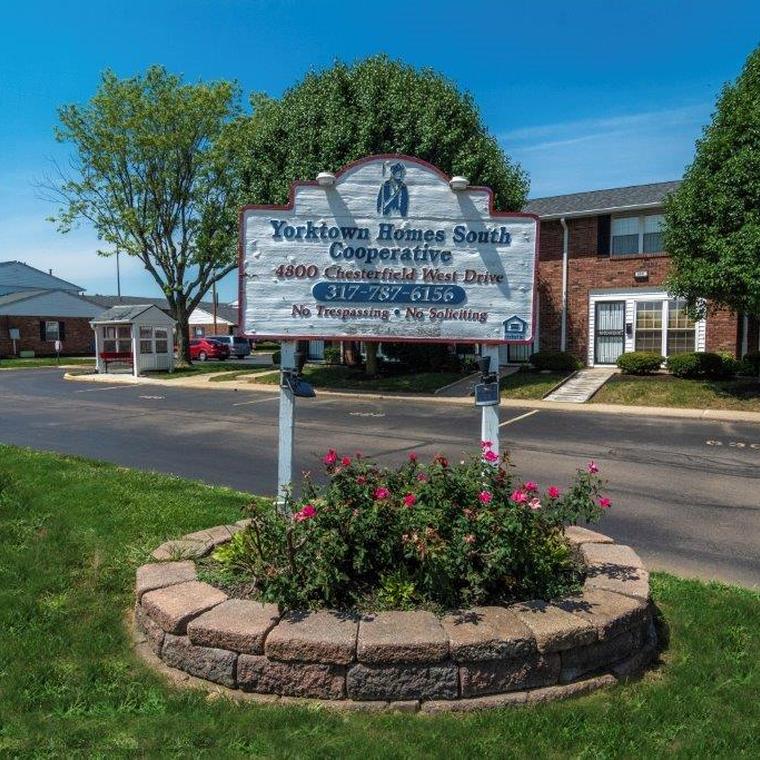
[312,282,466,305]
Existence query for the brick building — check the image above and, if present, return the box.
[516,182,757,366]
[0,261,103,357]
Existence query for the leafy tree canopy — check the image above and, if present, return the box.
[229,55,528,210]
[665,45,760,317]
[48,66,242,361]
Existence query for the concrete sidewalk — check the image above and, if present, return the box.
[63,368,760,423]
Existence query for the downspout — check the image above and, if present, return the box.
[741,314,749,358]
[560,217,569,351]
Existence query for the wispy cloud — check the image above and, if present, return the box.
[501,104,712,197]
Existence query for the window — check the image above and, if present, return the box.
[667,298,696,355]
[635,301,663,352]
[194,327,205,337]
[44,321,59,341]
[102,324,131,353]
[154,328,169,354]
[611,214,664,256]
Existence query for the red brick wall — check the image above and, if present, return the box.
[0,315,95,357]
[191,323,234,337]
[535,216,741,361]
[705,307,741,355]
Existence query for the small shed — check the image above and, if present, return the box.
[90,304,175,377]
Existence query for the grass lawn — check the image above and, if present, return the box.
[1,445,758,757]
[501,369,571,399]
[0,356,95,369]
[208,368,278,383]
[143,362,260,380]
[592,374,760,411]
[254,364,464,393]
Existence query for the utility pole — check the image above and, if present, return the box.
[116,250,121,298]
[212,281,218,335]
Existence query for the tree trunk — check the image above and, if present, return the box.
[365,342,378,377]
[174,307,192,366]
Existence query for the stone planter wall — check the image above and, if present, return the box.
[133,522,657,712]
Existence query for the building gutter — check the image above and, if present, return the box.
[531,201,664,221]
[560,216,569,351]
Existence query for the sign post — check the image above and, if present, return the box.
[239,155,537,498]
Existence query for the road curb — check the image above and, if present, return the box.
[61,370,760,423]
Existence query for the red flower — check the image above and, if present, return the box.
[403,493,416,507]
[408,452,418,462]
[510,489,528,504]
[599,497,612,509]
[417,472,428,482]
[374,487,390,500]
[356,475,367,485]
[323,449,338,466]
[434,454,448,468]
[341,456,352,467]
[547,485,561,499]
[587,460,599,474]
[293,504,316,522]
[524,481,538,493]
[481,440,493,450]
[478,490,493,504]
[483,450,499,463]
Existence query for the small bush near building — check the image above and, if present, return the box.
[323,346,341,364]
[381,342,460,372]
[741,350,760,376]
[616,351,664,375]
[666,351,733,379]
[271,350,281,366]
[530,350,581,372]
[207,447,610,611]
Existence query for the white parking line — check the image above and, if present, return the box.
[74,385,131,393]
[231,396,279,407]
[499,409,539,427]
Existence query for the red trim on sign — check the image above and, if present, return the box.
[237,154,540,344]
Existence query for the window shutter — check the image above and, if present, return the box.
[59,321,66,341]
[597,215,611,256]
[39,321,46,341]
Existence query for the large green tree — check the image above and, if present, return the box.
[228,55,528,373]
[48,66,242,363]
[665,45,760,321]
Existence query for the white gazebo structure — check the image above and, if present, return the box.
[90,304,175,377]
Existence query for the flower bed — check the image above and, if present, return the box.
[134,523,656,712]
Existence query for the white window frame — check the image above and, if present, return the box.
[611,213,664,257]
[44,320,60,341]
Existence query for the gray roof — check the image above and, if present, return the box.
[88,294,238,325]
[0,289,48,307]
[0,261,84,293]
[91,304,156,322]
[523,180,682,219]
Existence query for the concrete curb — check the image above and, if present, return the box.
[62,370,760,423]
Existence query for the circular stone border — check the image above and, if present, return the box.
[132,522,658,713]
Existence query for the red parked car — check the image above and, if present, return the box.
[189,338,230,362]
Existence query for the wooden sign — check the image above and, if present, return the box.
[239,155,538,344]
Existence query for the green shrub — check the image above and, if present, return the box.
[666,351,726,379]
[271,350,281,366]
[530,351,581,372]
[717,351,741,378]
[380,342,459,372]
[209,448,610,611]
[323,346,341,364]
[616,351,664,375]
[741,350,760,376]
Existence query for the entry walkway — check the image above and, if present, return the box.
[434,365,520,398]
[544,367,616,403]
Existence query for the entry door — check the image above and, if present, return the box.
[594,301,625,365]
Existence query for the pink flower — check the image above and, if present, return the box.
[483,450,499,463]
[356,475,367,485]
[374,487,390,500]
[341,456,352,467]
[547,485,561,499]
[463,533,476,545]
[408,452,418,462]
[529,497,542,510]
[599,497,612,509]
[434,454,448,468]
[417,472,428,482]
[510,489,528,504]
[478,490,493,504]
[293,504,316,522]
[587,460,599,474]
[481,440,493,450]
[323,449,338,466]
[403,493,417,507]
[524,481,538,493]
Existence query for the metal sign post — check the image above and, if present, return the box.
[475,345,501,455]
[277,341,297,511]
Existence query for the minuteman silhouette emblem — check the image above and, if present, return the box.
[377,162,409,217]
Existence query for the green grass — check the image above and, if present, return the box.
[0,445,758,757]
[500,369,572,399]
[0,356,95,369]
[143,362,261,380]
[592,374,760,411]
[254,364,464,393]
[208,368,277,383]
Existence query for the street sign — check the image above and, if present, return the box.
[240,155,538,345]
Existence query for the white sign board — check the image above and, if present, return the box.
[240,155,537,344]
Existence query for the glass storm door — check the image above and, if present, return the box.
[594,301,625,364]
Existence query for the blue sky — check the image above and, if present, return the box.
[1,1,758,302]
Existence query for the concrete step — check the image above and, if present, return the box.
[544,368,616,403]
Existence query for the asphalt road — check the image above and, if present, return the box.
[1,367,759,589]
